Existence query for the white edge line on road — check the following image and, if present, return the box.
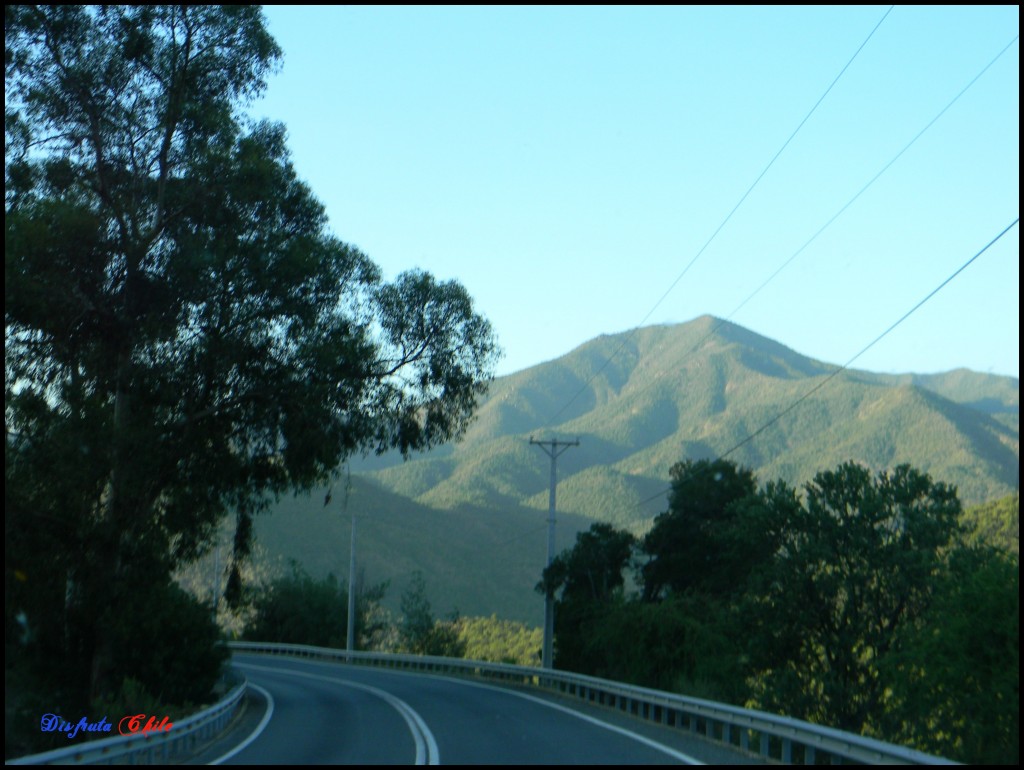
[235,655,701,765]
[236,661,440,765]
[208,682,275,765]
[420,672,706,766]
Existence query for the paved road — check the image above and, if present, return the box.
[191,654,762,765]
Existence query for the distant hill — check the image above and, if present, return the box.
[362,316,1018,521]
[254,475,596,625]
[254,316,1019,624]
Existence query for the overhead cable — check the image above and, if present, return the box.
[548,6,895,425]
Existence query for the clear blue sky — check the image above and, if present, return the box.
[256,5,1019,380]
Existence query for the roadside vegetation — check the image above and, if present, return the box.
[228,461,1016,764]
[6,5,1016,765]
[238,568,538,665]
[539,461,1019,765]
[6,6,496,759]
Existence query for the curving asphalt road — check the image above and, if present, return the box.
[189,654,762,765]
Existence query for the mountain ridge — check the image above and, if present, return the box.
[359,315,1018,511]
[253,316,1017,625]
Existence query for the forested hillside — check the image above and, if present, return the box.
[252,476,594,623]
[361,316,1018,520]
[251,317,1017,625]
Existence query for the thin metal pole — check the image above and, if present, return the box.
[342,464,356,652]
[346,507,356,651]
[530,436,579,669]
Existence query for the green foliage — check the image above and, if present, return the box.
[174,538,284,639]
[538,455,1016,763]
[538,523,639,678]
[541,518,750,703]
[881,545,1019,764]
[363,317,1018,524]
[6,4,495,705]
[553,596,747,703]
[962,492,1019,554]
[399,571,435,652]
[102,582,228,706]
[5,582,225,760]
[245,567,347,648]
[539,523,635,603]
[745,463,963,734]
[398,572,466,657]
[455,615,542,666]
[91,676,181,733]
[243,564,387,650]
[640,458,758,600]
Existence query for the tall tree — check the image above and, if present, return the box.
[745,462,963,734]
[539,522,636,605]
[881,544,1019,764]
[243,565,388,650]
[538,523,635,673]
[639,458,758,600]
[5,5,497,702]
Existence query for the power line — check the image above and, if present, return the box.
[710,35,1020,338]
[548,6,894,425]
[635,217,1020,511]
[637,33,1021,392]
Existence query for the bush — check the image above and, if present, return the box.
[456,615,542,666]
[243,564,388,650]
[245,566,348,647]
[398,571,466,658]
[5,580,226,760]
[104,581,228,706]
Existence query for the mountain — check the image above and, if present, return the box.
[254,315,1018,624]
[361,315,1018,522]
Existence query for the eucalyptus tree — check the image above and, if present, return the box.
[6,5,497,700]
[745,463,963,734]
[640,458,759,601]
[537,523,636,676]
[539,522,636,605]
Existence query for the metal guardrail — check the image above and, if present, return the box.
[6,672,247,766]
[230,641,957,765]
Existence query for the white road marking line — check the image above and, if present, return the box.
[237,661,440,765]
[209,683,275,765]
[418,672,705,765]
[234,655,702,765]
